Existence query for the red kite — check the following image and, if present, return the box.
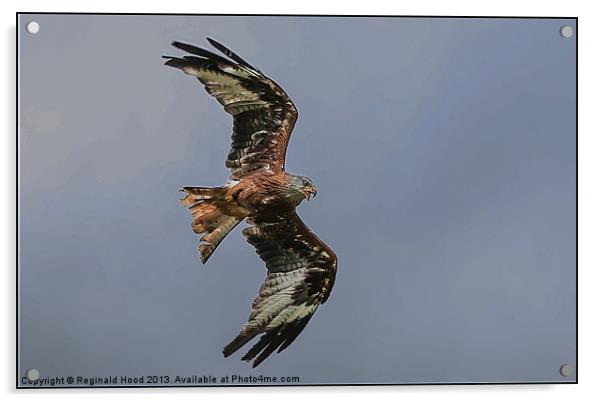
[164,38,337,367]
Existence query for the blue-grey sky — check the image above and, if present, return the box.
[18,15,576,385]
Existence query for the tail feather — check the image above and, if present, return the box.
[180,186,242,263]
[198,216,240,263]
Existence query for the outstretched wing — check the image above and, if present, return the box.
[223,213,337,367]
[164,38,298,179]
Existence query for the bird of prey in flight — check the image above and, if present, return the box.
[164,38,338,367]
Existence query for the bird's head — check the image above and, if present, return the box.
[290,175,317,202]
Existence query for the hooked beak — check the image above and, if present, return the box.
[305,187,317,201]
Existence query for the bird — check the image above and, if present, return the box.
[164,38,338,368]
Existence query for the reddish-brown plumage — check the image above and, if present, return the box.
[167,38,337,367]
[227,173,300,216]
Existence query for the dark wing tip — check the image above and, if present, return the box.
[163,57,179,66]
[163,57,187,69]
[206,37,224,50]
[171,41,201,55]
[223,337,242,358]
[171,39,235,67]
[224,316,314,368]
[171,41,195,54]
[248,319,312,368]
[223,332,258,358]
[247,331,285,368]
[171,40,190,50]
[205,37,261,74]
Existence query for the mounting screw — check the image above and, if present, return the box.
[560,25,574,39]
[26,21,40,34]
[559,364,574,377]
[26,368,40,381]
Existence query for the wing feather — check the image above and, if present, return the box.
[164,38,298,178]
[222,213,337,367]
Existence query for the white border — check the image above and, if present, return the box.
[3,1,598,401]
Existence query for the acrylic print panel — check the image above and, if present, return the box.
[17,14,577,387]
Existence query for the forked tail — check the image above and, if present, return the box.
[180,186,243,263]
